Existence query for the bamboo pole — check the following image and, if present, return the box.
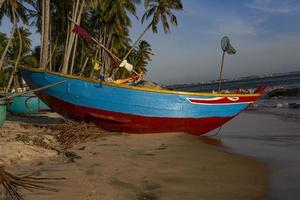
[79,57,89,77]
[67,18,140,77]
[1,80,67,101]
[67,17,121,63]
[70,35,78,74]
[218,51,226,92]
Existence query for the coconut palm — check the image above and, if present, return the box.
[132,40,153,73]
[30,0,74,71]
[23,46,39,68]
[0,32,7,57]
[6,26,32,91]
[88,0,140,71]
[0,0,31,70]
[0,0,5,8]
[8,27,31,62]
[0,32,8,86]
[40,0,50,69]
[124,0,183,60]
[116,40,152,79]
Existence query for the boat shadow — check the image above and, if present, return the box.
[199,135,224,148]
[6,112,64,126]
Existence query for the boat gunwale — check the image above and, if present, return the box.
[18,67,261,97]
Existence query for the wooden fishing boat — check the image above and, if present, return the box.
[18,67,266,135]
[7,93,50,115]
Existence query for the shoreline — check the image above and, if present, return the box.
[0,113,268,200]
[218,111,300,200]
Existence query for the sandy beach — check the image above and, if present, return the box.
[0,113,267,200]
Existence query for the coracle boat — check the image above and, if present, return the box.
[18,67,266,135]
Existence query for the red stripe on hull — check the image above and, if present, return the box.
[188,96,257,105]
[38,93,234,135]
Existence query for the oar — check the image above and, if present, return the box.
[0,80,66,101]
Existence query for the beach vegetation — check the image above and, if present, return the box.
[0,0,183,87]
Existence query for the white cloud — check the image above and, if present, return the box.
[216,18,257,37]
[247,0,300,13]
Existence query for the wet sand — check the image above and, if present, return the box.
[0,113,267,200]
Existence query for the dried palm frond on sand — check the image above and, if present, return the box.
[0,166,65,200]
[48,120,106,149]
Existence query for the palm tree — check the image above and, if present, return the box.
[40,0,50,69]
[23,46,39,68]
[124,0,183,60]
[0,32,9,86]
[0,0,30,70]
[87,0,140,76]
[132,40,153,73]
[0,32,7,58]
[116,40,152,79]
[29,0,73,71]
[6,27,32,91]
[8,27,31,61]
[0,0,5,8]
[61,0,86,74]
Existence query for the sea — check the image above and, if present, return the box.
[212,112,300,200]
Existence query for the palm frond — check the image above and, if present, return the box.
[0,167,65,200]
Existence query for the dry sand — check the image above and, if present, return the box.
[0,113,267,200]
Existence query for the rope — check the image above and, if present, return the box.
[208,126,223,137]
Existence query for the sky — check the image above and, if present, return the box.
[1,0,300,84]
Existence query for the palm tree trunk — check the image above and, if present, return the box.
[62,0,79,73]
[70,35,78,74]
[49,13,52,71]
[41,0,50,69]
[123,23,152,60]
[6,26,23,92]
[40,0,44,65]
[62,21,70,69]
[0,0,5,8]
[62,0,84,74]
[0,7,17,70]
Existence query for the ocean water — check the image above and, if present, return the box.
[209,112,300,200]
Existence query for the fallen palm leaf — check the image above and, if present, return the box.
[49,120,105,149]
[15,134,59,152]
[0,166,65,200]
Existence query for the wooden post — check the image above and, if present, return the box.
[218,50,226,92]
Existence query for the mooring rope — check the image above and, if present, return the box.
[208,126,223,137]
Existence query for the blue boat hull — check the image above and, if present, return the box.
[7,93,50,115]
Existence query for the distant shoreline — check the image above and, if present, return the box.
[168,70,300,92]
